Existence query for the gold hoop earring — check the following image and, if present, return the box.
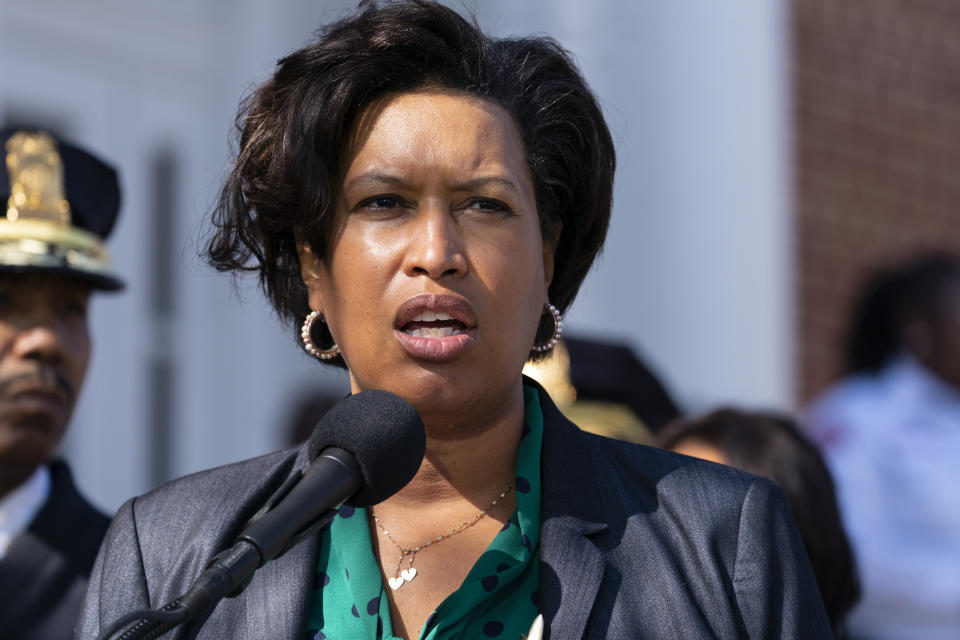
[301,310,340,361]
[532,303,563,353]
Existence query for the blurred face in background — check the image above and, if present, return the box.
[298,90,554,426]
[0,273,91,495]
[669,437,727,466]
[926,280,960,388]
[904,278,960,390]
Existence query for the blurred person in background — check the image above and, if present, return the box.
[658,409,860,638]
[522,335,681,444]
[0,128,124,639]
[805,253,960,639]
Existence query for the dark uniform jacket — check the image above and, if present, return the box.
[79,384,832,639]
[0,461,109,639]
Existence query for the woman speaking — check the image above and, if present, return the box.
[80,1,830,638]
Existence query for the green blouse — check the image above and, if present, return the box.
[304,385,544,639]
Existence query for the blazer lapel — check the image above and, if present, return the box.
[532,379,609,639]
[189,444,320,640]
[237,443,319,640]
[0,523,93,636]
[540,517,606,638]
[0,463,107,636]
[240,532,319,639]
[30,461,110,576]
[0,531,67,625]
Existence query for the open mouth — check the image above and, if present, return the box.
[401,311,468,338]
[393,294,478,362]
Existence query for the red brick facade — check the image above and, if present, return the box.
[794,0,960,400]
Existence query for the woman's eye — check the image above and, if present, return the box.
[467,198,512,215]
[358,195,403,210]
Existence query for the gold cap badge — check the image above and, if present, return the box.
[5,131,71,224]
[0,130,122,289]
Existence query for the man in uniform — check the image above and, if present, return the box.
[0,128,124,638]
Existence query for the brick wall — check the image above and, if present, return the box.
[794,0,960,400]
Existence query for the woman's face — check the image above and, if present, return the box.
[298,91,555,424]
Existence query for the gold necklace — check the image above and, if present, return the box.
[370,482,514,590]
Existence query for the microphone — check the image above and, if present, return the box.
[97,389,425,640]
[239,389,426,562]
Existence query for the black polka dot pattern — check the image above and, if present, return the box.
[483,620,505,636]
[515,476,530,493]
[481,574,499,592]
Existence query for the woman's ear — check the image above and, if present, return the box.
[296,239,326,311]
[542,223,562,288]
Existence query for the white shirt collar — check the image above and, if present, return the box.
[0,465,51,559]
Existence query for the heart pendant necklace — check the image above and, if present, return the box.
[371,481,514,591]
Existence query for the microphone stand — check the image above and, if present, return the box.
[92,384,426,640]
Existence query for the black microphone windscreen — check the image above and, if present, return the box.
[306,389,425,507]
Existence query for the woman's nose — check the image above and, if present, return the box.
[403,210,468,280]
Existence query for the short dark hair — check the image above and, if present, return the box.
[658,409,861,639]
[207,0,615,362]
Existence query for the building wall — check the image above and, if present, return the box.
[795,0,960,400]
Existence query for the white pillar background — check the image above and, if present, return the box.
[0,0,792,512]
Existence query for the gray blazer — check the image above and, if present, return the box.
[79,385,831,639]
